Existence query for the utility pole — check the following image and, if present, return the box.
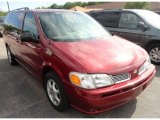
[7,1,10,12]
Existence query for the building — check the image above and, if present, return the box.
[70,6,102,12]
[85,2,160,11]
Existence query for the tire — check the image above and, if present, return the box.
[44,71,69,112]
[6,47,17,65]
[147,44,160,65]
[0,33,2,38]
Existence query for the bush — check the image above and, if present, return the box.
[124,2,149,9]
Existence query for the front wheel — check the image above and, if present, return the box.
[147,44,160,65]
[44,71,69,112]
[6,47,17,65]
[0,33,2,37]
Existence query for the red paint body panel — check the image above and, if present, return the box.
[63,65,155,114]
[3,10,156,114]
[53,36,147,74]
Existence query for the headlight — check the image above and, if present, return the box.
[69,72,114,89]
[144,55,151,69]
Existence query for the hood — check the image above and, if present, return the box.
[53,36,147,74]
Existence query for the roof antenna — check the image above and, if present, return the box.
[7,1,10,12]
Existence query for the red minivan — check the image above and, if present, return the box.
[3,8,156,114]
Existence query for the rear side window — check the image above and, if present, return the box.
[119,12,142,29]
[4,13,11,31]
[92,12,120,28]
[4,14,11,24]
[0,16,5,22]
[10,12,24,31]
[23,12,38,38]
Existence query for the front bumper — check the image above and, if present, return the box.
[63,64,156,114]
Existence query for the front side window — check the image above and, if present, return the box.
[10,12,24,30]
[38,11,111,42]
[119,13,142,29]
[23,12,38,38]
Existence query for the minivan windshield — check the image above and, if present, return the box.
[38,11,111,41]
[135,10,160,29]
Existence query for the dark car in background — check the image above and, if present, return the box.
[0,16,5,37]
[154,11,160,15]
[88,9,160,64]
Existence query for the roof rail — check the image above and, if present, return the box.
[89,9,103,13]
[11,7,29,12]
[103,9,122,11]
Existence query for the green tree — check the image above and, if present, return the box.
[87,2,100,6]
[36,6,50,9]
[0,11,7,16]
[50,4,62,9]
[81,2,87,7]
[124,2,149,9]
[63,2,74,9]
[48,2,101,9]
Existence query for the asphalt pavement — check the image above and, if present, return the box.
[0,38,160,118]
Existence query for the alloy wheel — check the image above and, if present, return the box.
[47,79,61,106]
[7,48,12,63]
[149,47,160,63]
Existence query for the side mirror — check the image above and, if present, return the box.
[137,22,148,31]
[20,32,39,42]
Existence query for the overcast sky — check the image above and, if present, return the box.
[0,0,98,11]
[0,0,66,11]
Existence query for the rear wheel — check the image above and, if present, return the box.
[147,44,160,65]
[0,33,2,37]
[6,47,17,65]
[44,71,69,112]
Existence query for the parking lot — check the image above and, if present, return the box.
[0,38,160,118]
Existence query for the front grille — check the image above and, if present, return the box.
[111,73,131,83]
[139,63,146,75]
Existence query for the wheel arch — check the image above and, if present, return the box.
[144,40,160,64]
[41,65,65,87]
[5,43,8,48]
[42,66,54,79]
[144,40,160,50]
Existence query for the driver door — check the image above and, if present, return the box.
[20,12,44,77]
